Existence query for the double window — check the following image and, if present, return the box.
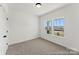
[45,18,64,37]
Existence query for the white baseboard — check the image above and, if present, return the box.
[40,37,79,53]
[67,47,79,52]
[9,35,39,46]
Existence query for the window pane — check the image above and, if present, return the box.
[53,18,64,37]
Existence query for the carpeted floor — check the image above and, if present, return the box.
[6,38,79,55]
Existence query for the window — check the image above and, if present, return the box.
[53,18,64,37]
[45,18,64,37]
[45,20,52,34]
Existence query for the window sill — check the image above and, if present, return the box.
[47,34,64,39]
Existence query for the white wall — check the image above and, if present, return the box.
[39,4,79,51]
[0,3,8,54]
[8,9,39,45]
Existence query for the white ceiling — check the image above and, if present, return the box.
[8,3,68,16]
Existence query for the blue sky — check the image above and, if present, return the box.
[46,18,64,27]
[53,18,64,26]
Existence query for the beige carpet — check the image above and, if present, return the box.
[6,38,79,55]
